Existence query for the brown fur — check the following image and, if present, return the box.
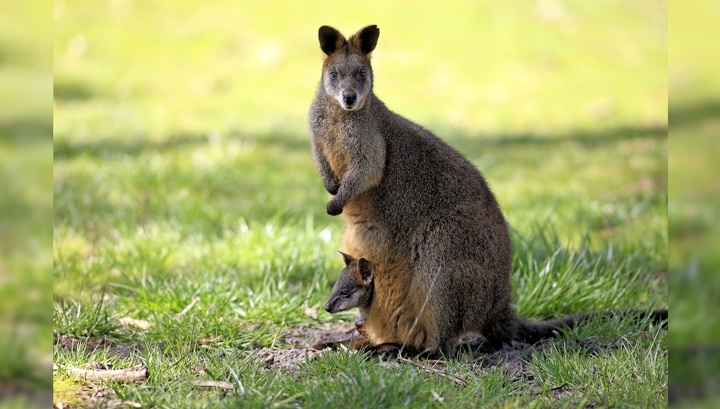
[327,253,668,354]
[309,25,667,357]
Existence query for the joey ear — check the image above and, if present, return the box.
[319,25,346,55]
[350,25,380,55]
[337,251,354,266]
[357,257,374,285]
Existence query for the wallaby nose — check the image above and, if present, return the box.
[342,91,357,106]
[324,302,332,313]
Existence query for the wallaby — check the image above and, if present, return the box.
[308,25,667,357]
[324,252,668,353]
[324,252,375,330]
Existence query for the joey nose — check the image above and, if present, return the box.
[324,302,332,313]
[342,91,357,106]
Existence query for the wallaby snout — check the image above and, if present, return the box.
[342,90,357,107]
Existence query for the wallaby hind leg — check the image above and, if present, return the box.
[409,219,474,357]
[436,337,460,358]
[411,208,513,354]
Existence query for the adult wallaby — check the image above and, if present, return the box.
[308,24,667,356]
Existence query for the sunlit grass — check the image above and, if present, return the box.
[53,0,667,407]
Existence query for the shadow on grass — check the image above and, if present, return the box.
[670,99,720,128]
[0,119,52,141]
[54,122,667,161]
[53,79,97,101]
[53,130,311,160]
[445,123,666,155]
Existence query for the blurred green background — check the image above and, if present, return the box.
[50,0,674,407]
[669,0,720,406]
[0,1,52,408]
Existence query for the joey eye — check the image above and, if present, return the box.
[358,70,366,79]
[329,71,338,80]
[340,289,350,297]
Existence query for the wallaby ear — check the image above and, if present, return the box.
[337,251,354,267]
[349,25,380,55]
[357,257,374,285]
[319,25,346,56]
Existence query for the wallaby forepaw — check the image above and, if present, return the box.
[326,182,340,195]
[326,199,344,216]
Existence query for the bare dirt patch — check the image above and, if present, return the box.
[279,321,356,346]
[260,322,644,400]
[253,347,333,374]
[247,322,357,373]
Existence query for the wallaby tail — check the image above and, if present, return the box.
[515,309,668,345]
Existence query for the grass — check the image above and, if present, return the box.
[1,1,52,408]
[668,1,720,405]
[53,0,667,407]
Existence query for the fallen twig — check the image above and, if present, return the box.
[119,317,153,330]
[63,364,148,383]
[190,380,234,390]
[398,357,467,387]
[176,297,200,317]
[550,382,568,392]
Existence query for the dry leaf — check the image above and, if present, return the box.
[176,297,200,317]
[190,380,234,390]
[304,307,318,320]
[119,317,153,330]
[198,335,224,345]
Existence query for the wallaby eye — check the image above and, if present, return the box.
[329,71,338,80]
[340,289,350,297]
[358,70,366,78]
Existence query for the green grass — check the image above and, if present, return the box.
[668,1,720,405]
[1,1,52,408]
[54,0,667,407]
